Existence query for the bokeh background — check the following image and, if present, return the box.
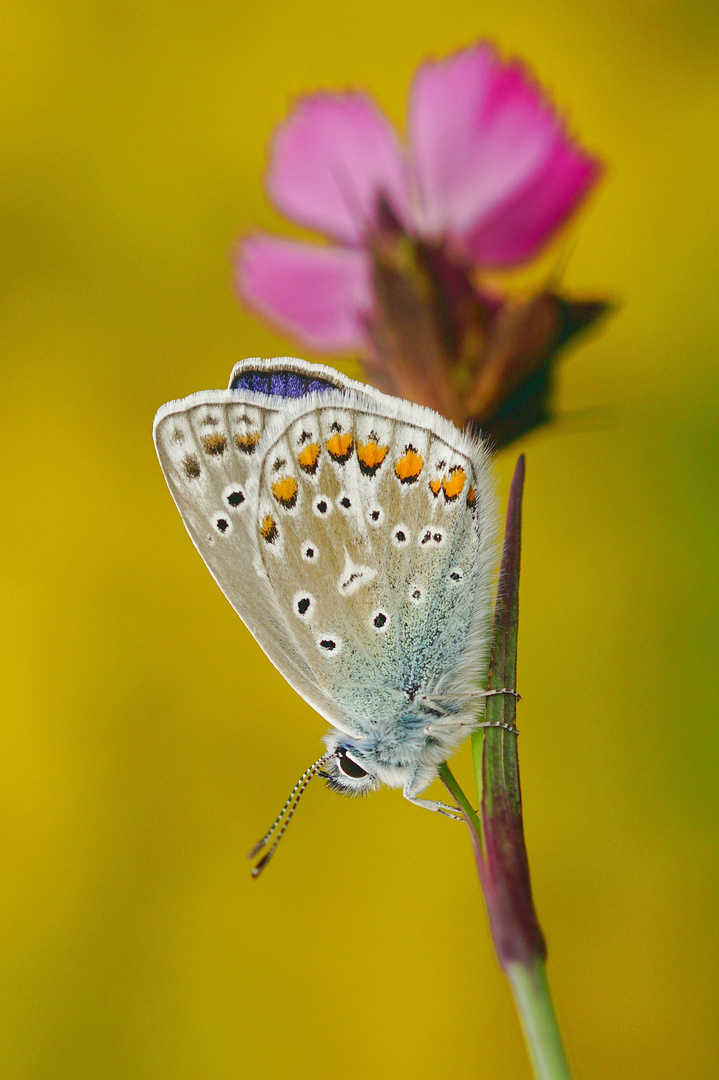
[2,1,718,1077]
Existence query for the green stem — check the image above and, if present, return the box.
[440,457,574,1080]
[506,961,573,1080]
[440,764,573,1080]
[438,760,481,839]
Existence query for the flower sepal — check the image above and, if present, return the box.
[366,204,610,446]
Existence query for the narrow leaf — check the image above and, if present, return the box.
[472,454,546,969]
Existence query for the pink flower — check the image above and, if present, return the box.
[237,42,600,355]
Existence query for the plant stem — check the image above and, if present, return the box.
[440,456,574,1080]
[506,961,573,1080]
[441,762,573,1080]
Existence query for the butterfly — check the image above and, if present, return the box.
[154,357,500,874]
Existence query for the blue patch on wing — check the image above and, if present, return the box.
[231,368,345,399]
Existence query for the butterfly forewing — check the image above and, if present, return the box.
[153,388,341,723]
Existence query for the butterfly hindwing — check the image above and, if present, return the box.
[250,392,496,739]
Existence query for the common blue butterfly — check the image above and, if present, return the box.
[154,358,498,873]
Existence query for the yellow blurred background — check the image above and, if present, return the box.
[2,0,718,1077]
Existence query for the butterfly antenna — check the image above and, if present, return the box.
[249,753,334,878]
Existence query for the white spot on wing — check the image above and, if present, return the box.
[408,582,425,605]
[418,526,445,548]
[313,495,333,517]
[316,634,342,656]
[293,592,315,620]
[337,550,377,597]
[301,540,319,562]
[212,512,232,535]
[222,483,246,509]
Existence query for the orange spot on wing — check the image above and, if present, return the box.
[466,485,477,508]
[356,440,388,476]
[442,466,467,502]
[429,478,442,497]
[394,447,423,484]
[297,443,321,473]
[261,515,278,543]
[201,433,227,456]
[326,432,354,464]
[271,476,299,509]
[235,431,260,454]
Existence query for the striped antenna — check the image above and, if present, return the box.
[249,753,334,878]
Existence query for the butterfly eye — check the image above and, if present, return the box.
[337,751,368,779]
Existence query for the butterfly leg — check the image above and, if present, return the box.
[475,688,521,734]
[476,720,519,734]
[404,795,464,819]
[420,688,521,710]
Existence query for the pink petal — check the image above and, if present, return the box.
[409,42,596,252]
[462,140,601,267]
[236,234,373,352]
[267,93,410,245]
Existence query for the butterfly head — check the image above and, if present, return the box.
[320,728,437,797]
[320,742,381,796]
